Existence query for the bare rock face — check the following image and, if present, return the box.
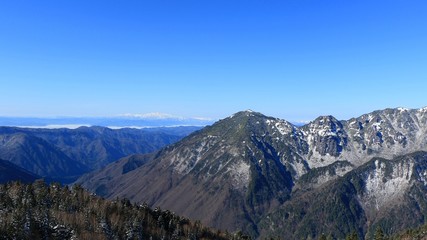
[302,115,348,157]
[342,108,427,163]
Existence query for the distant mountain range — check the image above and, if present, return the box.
[0,114,214,128]
[78,107,427,239]
[0,126,200,183]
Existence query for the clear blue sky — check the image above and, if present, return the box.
[0,1,426,121]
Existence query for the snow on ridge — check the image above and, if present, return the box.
[317,128,338,137]
[397,107,409,112]
[418,106,427,113]
[275,120,293,135]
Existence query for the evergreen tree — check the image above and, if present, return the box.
[374,226,386,240]
[0,181,245,240]
[345,231,358,240]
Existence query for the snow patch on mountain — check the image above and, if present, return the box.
[170,136,219,175]
[418,106,427,113]
[363,160,413,210]
[274,120,294,135]
[228,161,250,190]
[312,164,353,187]
[397,107,409,112]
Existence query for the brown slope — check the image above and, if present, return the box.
[78,111,297,237]
[81,155,257,235]
[104,157,252,233]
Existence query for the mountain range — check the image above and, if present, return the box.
[78,107,427,239]
[0,126,200,183]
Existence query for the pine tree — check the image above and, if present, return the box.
[374,226,386,240]
[345,231,358,240]
[0,181,241,240]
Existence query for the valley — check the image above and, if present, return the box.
[0,126,199,183]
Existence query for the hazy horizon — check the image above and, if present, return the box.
[2,106,427,129]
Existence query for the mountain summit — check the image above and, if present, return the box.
[78,107,427,238]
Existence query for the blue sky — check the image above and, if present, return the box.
[0,1,426,122]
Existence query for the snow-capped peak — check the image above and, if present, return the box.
[397,107,409,112]
[119,112,182,119]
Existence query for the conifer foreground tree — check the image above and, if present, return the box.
[0,181,250,240]
[318,234,327,240]
[374,226,387,240]
[345,231,358,240]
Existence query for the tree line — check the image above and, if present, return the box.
[0,180,249,240]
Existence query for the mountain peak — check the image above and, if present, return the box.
[304,115,343,134]
[397,107,409,112]
[228,110,266,119]
[311,115,340,123]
